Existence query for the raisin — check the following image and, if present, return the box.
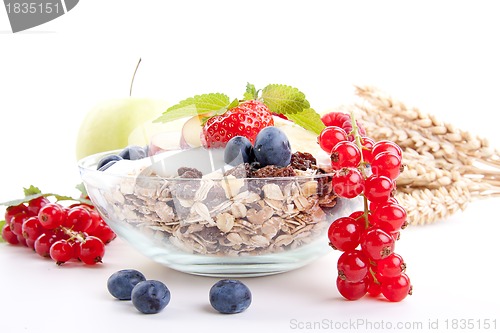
[290,152,317,171]
[178,167,203,178]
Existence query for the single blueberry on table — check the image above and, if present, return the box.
[107,269,146,300]
[224,136,255,166]
[209,279,252,314]
[253,126,292,167]
[119,145,147,160]
[131,280,171,314]
[97,154,123,171]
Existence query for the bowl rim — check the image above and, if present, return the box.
[78,149,336,182]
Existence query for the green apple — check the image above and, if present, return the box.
[75,98,169,160]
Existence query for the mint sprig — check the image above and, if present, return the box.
[0,220,5,242]
[260,84,310,115]
[154,83,325,135]
[153,93,232,124]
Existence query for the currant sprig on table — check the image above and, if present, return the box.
[319,112,412,302]
[0,185,116,266]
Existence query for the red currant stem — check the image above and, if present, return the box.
[350,111,371,228]
[369,267,380,285]
[129,57,142,97]
[60,227,86,243]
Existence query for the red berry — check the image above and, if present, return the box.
[328,216,364,251]
[317,126,348,154]
[320,111,366,138]
[66,206,93,232]
[369,196,398,213]
[9,212,29,236]
[332,168,365,199]
[336,276,368,301]
[22,216,44,241]
[360,228,395,260]
[92,222,116,244]
[377,253,406,278]
[38,203,65,230]
[372,203,407,232]
[364,175,394,204]
[371,152,402,180]
[381,273,412,302]
[367,278,382,297]
[4,204,28,224]
[2,224,20,245]
[337,250,369,282]
[27,196,50,216]
[330,141,361,170]
[321,111,350,128]
[372,140,403,160]
[34,233,57,258]
[50,240,73,265]
[79,236,105,265]
[202,100,273,148]
[360,137,375,163]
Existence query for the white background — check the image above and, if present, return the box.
[1,1,499,332]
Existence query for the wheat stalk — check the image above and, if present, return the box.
[331,86,500,225]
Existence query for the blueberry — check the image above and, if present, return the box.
[107,269,146,300]
[131,280,171,314]
[224,136,254,166]
[253,127,292,167]
[209,279,252,314]
[97,154,123,171]
[119,145,147,160]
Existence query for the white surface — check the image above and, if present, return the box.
[1,1,500,332]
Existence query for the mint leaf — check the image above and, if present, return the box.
[75,182,88,198]
[261,84,310,115]
[154,93,231,123]
[243,82,258,100]
[0,220,5,242]
[286,108,325,135]
[23,185,41,196]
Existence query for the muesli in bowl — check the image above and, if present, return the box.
[79,84,362,276]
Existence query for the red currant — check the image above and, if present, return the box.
[21,216,44,241]
[372,140,403,160]
[337,250,369,282]
[50,240,73,265]
[371,151,402,180]
[34,233,57,258]
[9,212,29,236]
[372,203,407,232]
[377,253,406,278]
[330,141,362,170]
[318,126,348,153]
[381,273,412,302]
[27,196,50,216]
[328,216,363,251]
[79,236,105,265]
[359,137,375,163]
[336,276,368,301]
[332,168,365,199]
[364,175,394,204]
[2,224,20,245]
[4,204,28,224]
[360,228,395,260]
[66,206,93,232]
[38,203,65,230]
[92,222,116,244]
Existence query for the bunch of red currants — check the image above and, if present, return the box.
[2,196,116,265]
[319,112,412,302]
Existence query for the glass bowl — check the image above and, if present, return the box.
[78,149,362,277]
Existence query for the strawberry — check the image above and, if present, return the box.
[202,100,274,148]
